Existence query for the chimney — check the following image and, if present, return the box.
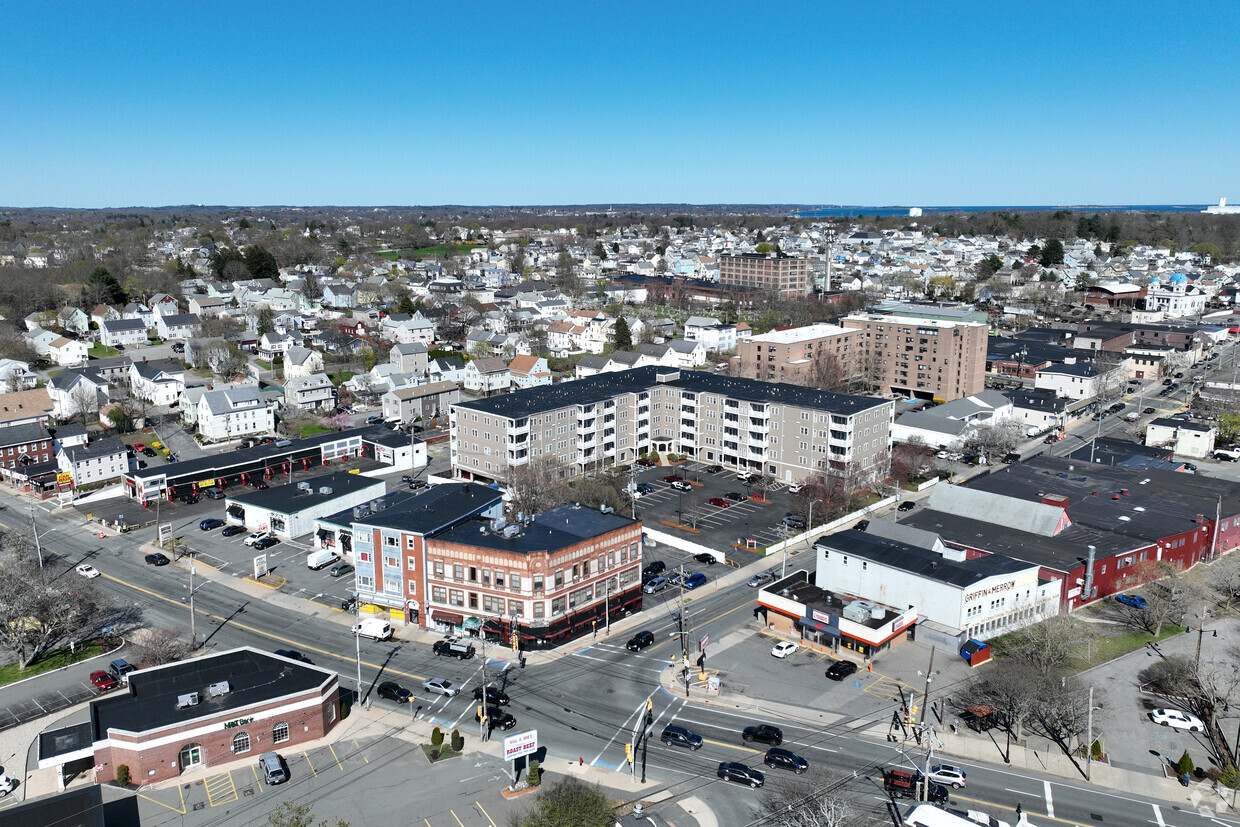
[1042,493,1069,508]
[1196,513,1205,524]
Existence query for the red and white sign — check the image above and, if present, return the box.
[503,729,538,760]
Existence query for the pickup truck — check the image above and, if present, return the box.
[884,768,949,803]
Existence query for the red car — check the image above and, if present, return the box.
[89,670,117,692]
[708,497,731,508]
[132,442,145,451]
[663,475,683,483]
[636,459,657,467]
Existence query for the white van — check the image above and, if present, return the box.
[307,549,339,570]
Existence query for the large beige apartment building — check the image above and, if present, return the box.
[840,313,988,401]
[736,323,864,386]
[451,366,894,487]
[718,252,809,298]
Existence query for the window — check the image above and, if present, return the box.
[494,571,504,588]
[554,570,564,588]
[533,574,543,592]
[510,574,521,592]
[358,575,374,589]
[449,589,464,606]
[432,586,447,603]
[407,557,416,570]
[272,721,290,744]
[468,593,478,609]
[454,564,464,581]
[552,596,567,615]
[385,535,397,547]
[484,595,505,614]
[533,602,545,619]
[232,731,251,753]
[433,561,444,578]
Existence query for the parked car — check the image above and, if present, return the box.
[1002,452,1021,464]
[787,483,803,493]
[255,481,269,489]
[199,518,225,531]
[635,483,654,494]
[771,641,798,659]
[717,761,765,788]
[683,572,708,590]
[472,685,508,705]
[409,479,428,490]
[741,724,783,745]
[340,595,358,612]
[642,560,666,578]
[670,480,692,491]
[144,552,170,566]
[708,497,731,508]
[89,670,117,692]
[643,577,668,594]
[704,465,724,474]
[694,552,717,565]
[328,562,354,578]
[855,519,870,531]
[635,459,657,467]
[1115,593,1147,608]
[76,564,100,578]
[376,681,412,703]
[132,442,145,451]
[626,631,655,651]
[244,530,273,546]
[663,474,683,483]
[421,678,459,697]
[1150,708,1205,731]
[763,747,808,774]
[142,446,157,457]
[273,649,314,664]
[660,724,703,750]
[897,501,915,512]
[222,525,246,537]
[782,515,806,529]
[927,764,967,788]
[725,491,746,502]
[747,572,775,588]
[252,537,280,551]
[204,488,226,499]
[180,493,201,505]
[826,660,859,681]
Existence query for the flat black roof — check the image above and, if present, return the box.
[92,648,331,738]
[818,529,1031,588]
[453,366,890,420]
[0,785,106,827]
[354,482,503,536]
[761,570,900,631]
[435,504,637,554]
[226,471,384,513]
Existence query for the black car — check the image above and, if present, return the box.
[376,681,412,703]
[255,481,269,489]
[660,725,703,750]
[704,465,724,474]
[341,595,358,612]
[221,524,246,537]
[473,685,510,706]
[1002,452,1021,464]
[409,479,428,490]
[896,501,915,512]
[763,747,808,774]
[365,415,384,424]
[626,631,655,651]
[1143,407,1156,414]
[199,518,224,531]
[401,475,413,484]
[274,649,314,664]
[144,552,170,566]
[142,447,157,457]
[742,724,783,746]
[181,493,201,505]
[477,708,517,730]
[252,537,280,550]
[635,482,654,494]
[725,491,746,502]
[694,552,717,565]
[826,660,858,681]
[855,519,870,532]
[717,761,765,788]
[642,561,666,579]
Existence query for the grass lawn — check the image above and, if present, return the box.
[0,640,105,687]
[256,359,273,371]
[89,343,118,358]
[297,424,333,438]
[329,371,355,383]
[376,244,476,260]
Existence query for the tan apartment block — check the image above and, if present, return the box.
[840,313,988,401]
[718,252,809,298]
[736,323,865,386]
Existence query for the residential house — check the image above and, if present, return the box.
[0,359,37,390]
[890,391,1015,450]
[508,355,551,388]
[381,381,460,423]
[57,307,91,336]
[48,337,90,367]
[196,386,275,443]
[122,302,155,327]
[99,318,149,348]
[155,312,200,340]
[683,316,742,353]
[283,346,325,379]
[283,374,336,411]
[428,356,466,384]
[390,342,429,376]
[1034,359,1120,400]
[667,339,708,368]
[259,331,295,360]
[321,282,357,308]
[23,328,59,357]
[90,305,121,328]
[58,436,127,488]
[129,358,186,406]
[382,311,437,345]
[0,388,54,427]
[148,294,181,316]
[48,368,110,421]
[462,357,511,395]
[0,422,54,479]
[188,296,230,317]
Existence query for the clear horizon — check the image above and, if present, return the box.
[2,1,1237,209]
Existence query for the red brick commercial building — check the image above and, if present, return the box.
[39,648,340,784]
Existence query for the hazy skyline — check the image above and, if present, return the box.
[3,1,1238,209]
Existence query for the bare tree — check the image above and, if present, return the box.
[758,777,887,827]
[505,456,571,518]
[962,417,1025,462]
[0,539,108,669]
[1000,615,1091,674]
[127,626,195,667]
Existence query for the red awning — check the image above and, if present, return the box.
[433,612,463,626]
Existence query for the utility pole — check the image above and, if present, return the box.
[918,647,938,726]
[354,598,363,708]
[28,507,43,568]
[1086,685,1094,781]
[679,565,690,697]
[188,549,197,650]
[479,630,489,741]
[605,580,613,637]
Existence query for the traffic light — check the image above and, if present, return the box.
[510,631,518,650]
[477,705,485,721]
[625,743,633,763]
[645,697,654,726]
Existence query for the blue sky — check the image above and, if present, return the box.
[2,1,1237,208]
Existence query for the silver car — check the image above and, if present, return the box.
[643,576,668,594]
[421,678,459,697]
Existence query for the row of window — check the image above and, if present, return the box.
[231,720,291,754]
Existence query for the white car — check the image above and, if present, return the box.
[421,678,459,697]
[1150,708,1204,731]
[76,564,101,579]
[244,530,273,547]
[787,483,803,493]
[928,764,967,788]
[0,773,14,797]
[771,641,799,659]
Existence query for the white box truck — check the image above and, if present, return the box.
[352,618,392,641]
[307,549,338,570]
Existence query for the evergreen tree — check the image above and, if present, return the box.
[613,317,632,351]
[1039,238,1065,267]
[243,245,280,280]
[257,307,275,336]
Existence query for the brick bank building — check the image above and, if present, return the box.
[39,648,339,784]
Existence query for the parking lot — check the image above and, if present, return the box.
[632,461,808,555]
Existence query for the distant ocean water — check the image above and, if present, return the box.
[794,205,1209,217]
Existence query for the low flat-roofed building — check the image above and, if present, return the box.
[225,471,386,539]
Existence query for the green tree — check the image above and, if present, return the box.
[593,241,607,260]
[1039,238,1065,267]
[243,245,280,280]
[257,307,275,336]
[754,242,773,254]
[395,294,417,315]
[612,317,632,351]
[978,254,1003,278]
[1218,412,1240,445]
[1191,242,1222,263]
[515,776,612,827]
[1178,750,1195,777]
[86,266,126,304]
[209,247,246,279]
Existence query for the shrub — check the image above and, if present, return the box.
[431,727,444,746]
[1220,765,1240,789]
[528,758,541,786]
[1090,739,1103,760]
[1178,750,1195,777]
[116,764,130,786]
[451,730,464,751]
[341,701,350,719]
[429,749,439,761]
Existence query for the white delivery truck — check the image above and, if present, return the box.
[307,549,339,570]
[352,618,392,641]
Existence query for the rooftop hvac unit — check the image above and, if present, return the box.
[503,524,520,538]
[491,518,507,533]
[319,486,333,495]
[297,482,311,492]
[208,681,231,697]
[373,497,387,511]
[176,692,200,709]
[352,506,364,520]
[842,600,873,624]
